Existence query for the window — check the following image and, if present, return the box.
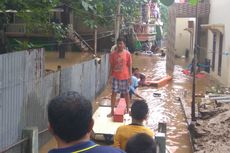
[212,33,217,71]
[218,33,223,76]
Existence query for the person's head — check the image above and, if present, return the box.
[48,91,93,143]
[133,68,140,77]
[117,37,126,51]
[131,99,148,121]
[132,67,137,74]
[125,133,157,153]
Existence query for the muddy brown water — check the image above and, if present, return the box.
[41,52,216,153]
[132,55,193,153]
[45,51,94,71]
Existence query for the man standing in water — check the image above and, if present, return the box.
[108,37,132,117]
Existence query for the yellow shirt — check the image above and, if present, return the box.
[113,124,154,150]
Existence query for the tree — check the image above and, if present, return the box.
[0,0,149,54]
[0,0,59,53]
[121,0,147,24]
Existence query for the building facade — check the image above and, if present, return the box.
[203,0,230,86]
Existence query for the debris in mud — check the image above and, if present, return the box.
[153,92,161,97]
[193,92,230,153]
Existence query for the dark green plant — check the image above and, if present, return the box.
[0,0,59,53]
[14,39,40,50]
[51,23,69,46]
[159,1,168,37]
[121,0,147,24]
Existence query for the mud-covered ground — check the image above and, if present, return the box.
[174,58,230,153]
[193,100,230,153]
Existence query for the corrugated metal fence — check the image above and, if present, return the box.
[0,49,109,152]
[60,55,109,101]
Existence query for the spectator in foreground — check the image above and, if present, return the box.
[48,91,125,153]
[125,133,157,153]
[113,100,154,150]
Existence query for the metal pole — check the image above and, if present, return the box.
[191,1,199,122]
[94,28,97,55]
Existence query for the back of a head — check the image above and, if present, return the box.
[125,133,156,153]
[131,100,148,120]
[48,91,92,143]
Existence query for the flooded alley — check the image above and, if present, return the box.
[132,54,193,153]
[41,52,211,153]
[1,1,230,153]
[95,53,217,153]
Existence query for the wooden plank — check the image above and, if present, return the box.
[216,99,230,103]
[93,106,131,135]
[209,96,230,100]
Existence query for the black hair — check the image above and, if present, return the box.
[131,99,148,120]
[132,67,137,72]
[117,37,126,43]
[48,91,92,143]
[125,133,157,153]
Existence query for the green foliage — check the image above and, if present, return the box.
[0,0,59,30]
[51,23,69,45]
[1,0,170,51]
[61,0,147,28]
[13,39,42,50]
[66,0,116,28]
[0,0,60,52]
[159,2,168,36]
[121,0,146,24]
[188,0,198,6]
[159,0,174,6]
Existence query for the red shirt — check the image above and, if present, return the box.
[110,50,132,80]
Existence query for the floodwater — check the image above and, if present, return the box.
[131,54,217,153]
[133,55,193,153]
[95,54,194,153]
[96,54,217,153]
[41,51,215,153]
[45,51,94,71]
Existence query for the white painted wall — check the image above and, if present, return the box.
[207,0,230,86]
[175,18,195,57]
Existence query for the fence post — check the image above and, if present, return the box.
[57,65,62,95]
[155,122,166,153]
[22,127,38,153]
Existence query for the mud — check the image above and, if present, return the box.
[174,58,230,153]
[193,102,230,153]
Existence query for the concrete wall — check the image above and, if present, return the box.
[207,0,230,86]
[175,18,195,57]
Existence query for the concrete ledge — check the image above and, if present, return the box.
[22,127,38,153]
